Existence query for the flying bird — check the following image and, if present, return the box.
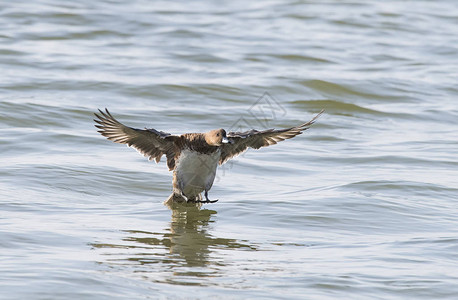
[94,109,323,204]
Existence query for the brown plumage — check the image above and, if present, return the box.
[219,111,323,164]
[94,108,323,203]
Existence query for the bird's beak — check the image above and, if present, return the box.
[222,137,230,144]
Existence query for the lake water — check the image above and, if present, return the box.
[1,1,457,299]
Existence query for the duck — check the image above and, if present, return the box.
[94,108,323,204]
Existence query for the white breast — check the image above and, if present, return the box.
[175,149,220,197]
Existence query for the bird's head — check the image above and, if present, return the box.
[205,128,231,146]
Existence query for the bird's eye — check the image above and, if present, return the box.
[217,133,220,136]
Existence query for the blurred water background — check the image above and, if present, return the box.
[1,1,457,299]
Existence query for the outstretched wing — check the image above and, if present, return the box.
[219,110,323,164]
[94,108,179,170]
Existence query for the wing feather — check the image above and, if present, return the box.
[94,108,179,170]
[219,110,323,164]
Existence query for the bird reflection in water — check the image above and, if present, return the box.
[162,201,218,268]
[91,200,257,283]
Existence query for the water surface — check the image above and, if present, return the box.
[1,1,457,299]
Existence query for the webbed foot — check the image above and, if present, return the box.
[196,190,218,204]
[195,199,218,204]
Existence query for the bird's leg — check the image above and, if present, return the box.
[197,190,218,203]
[180,192,195,203]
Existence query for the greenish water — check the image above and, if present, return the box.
[1,1,457,299]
